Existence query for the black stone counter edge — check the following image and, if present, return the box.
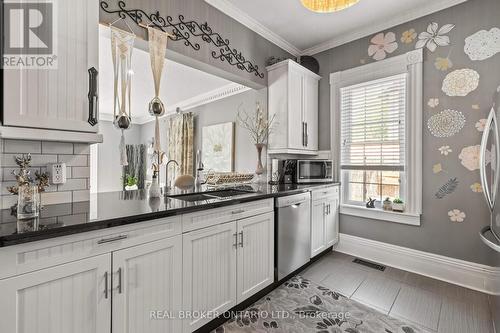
[0,186,327,247]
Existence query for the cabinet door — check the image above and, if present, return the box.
[112,236,182,333]
[325,194,340,247]
[311,199,327,258]
[288,68,304,150]
[236,212,274,303]
[183,222,237,332]
[3,0,99,132]
[304,75,319,151]
[0,254,111,333]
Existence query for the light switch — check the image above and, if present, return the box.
[48,163,67,184]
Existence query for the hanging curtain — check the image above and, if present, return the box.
[122,144,147,190]
[168,113,194,185]
[110,26,135,166]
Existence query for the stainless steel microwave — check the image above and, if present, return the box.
[296,160,334,183]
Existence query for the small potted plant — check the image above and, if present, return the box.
[123,174,139,191]
[383,197,392,211]
[392,198,405,212]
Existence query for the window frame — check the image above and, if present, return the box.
[330,49,423,226]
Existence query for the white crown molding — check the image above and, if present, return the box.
[336,233,500,295]
[100,83,251,125]
[205,0,469,57]
[204,0,301,56]
[302,0,468,55]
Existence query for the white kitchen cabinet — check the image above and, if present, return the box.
[236,212,274,303]
[3,0,99,133]
[112,236,183,333]
[267,59,321,155]
[311,186,340,258]
[0,253,111,333]
[182,222,238,332]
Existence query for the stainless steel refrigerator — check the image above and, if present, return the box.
[479,103,500,332]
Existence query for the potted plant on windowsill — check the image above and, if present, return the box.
[124,174,139,191]
[392,198,405,212]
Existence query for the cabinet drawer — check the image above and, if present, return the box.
[0,216,181,280]
[312,185,339,201]
[182,199,274,233]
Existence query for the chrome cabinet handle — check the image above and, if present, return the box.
[87,67,98,126]
[239,231,244,247]
[305,122,308,147]
[302,122,305,146]
[97,235,128,244]
[231,209,245,214]
[104,271,109,299]
[116,267,123,294]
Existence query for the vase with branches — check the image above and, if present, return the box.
[237,102,276,177]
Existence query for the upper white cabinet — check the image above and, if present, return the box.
[311,185,340,258]
[3,0,99,133]
[267,60,320,155]
[0,254,111,333]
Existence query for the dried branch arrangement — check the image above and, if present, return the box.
[6,154,50,195]
[237,102,276,145]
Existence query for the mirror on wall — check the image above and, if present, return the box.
[91,25,267,193]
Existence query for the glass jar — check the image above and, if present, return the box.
[17,184,39,220]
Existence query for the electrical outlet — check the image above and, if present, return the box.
[48,163,67,184]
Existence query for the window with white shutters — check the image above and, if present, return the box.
[340,74,407,205]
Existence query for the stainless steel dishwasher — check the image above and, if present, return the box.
[275,192,311,281]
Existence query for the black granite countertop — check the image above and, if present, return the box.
[0,183,340,247]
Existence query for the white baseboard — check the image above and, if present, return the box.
[336,233,500,295]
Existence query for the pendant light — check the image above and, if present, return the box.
[300,0,359,13]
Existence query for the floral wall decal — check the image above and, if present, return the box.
[428,98,439,108]
[427,109,466,137]
[434,56,453,71]
[438,145,452,155]
[458,145,490,171]
[433,163,443,174]
[435,178,459,199]
[415,22,455,52]
[368,32,398,61]
[401,28,417,44]
[470,182,483,193]
[475,118,487,131]
[448,209,466,222]
[464,27,500,61]
[442,68,480,96]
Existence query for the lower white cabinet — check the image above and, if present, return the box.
[0,253,111,333]
[311,186,340,258]
[237,212,274,303]
[112,236,183,333]
[183,212,274,333]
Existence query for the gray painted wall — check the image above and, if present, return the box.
[99,0,292,89]
[314,0,500,265]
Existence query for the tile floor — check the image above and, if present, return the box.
[301,251,495,333]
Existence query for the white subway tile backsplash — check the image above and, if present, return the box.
[58,154,87,167]
[2,167,39,181]
[73,143,90,155]
[1,154,57,167]
[57,179,87,191]
[72,166,90,178]
[42,142,73,154]
[72,190,90,202]
[4,140,41,154]
[41,191,72,205]
[0,195,17,210]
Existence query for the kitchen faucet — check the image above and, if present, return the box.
[165,160,179,192]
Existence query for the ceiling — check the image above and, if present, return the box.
[99,26,239,123]
[206,0,467,55]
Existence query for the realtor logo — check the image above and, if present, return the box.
[2,0,57,68]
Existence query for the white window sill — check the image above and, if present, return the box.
[340,204,421,226]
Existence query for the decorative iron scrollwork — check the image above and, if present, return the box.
[100,1,265,78]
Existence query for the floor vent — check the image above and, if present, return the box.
[353,258,386,271]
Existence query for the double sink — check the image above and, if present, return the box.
[167,188,256,202]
